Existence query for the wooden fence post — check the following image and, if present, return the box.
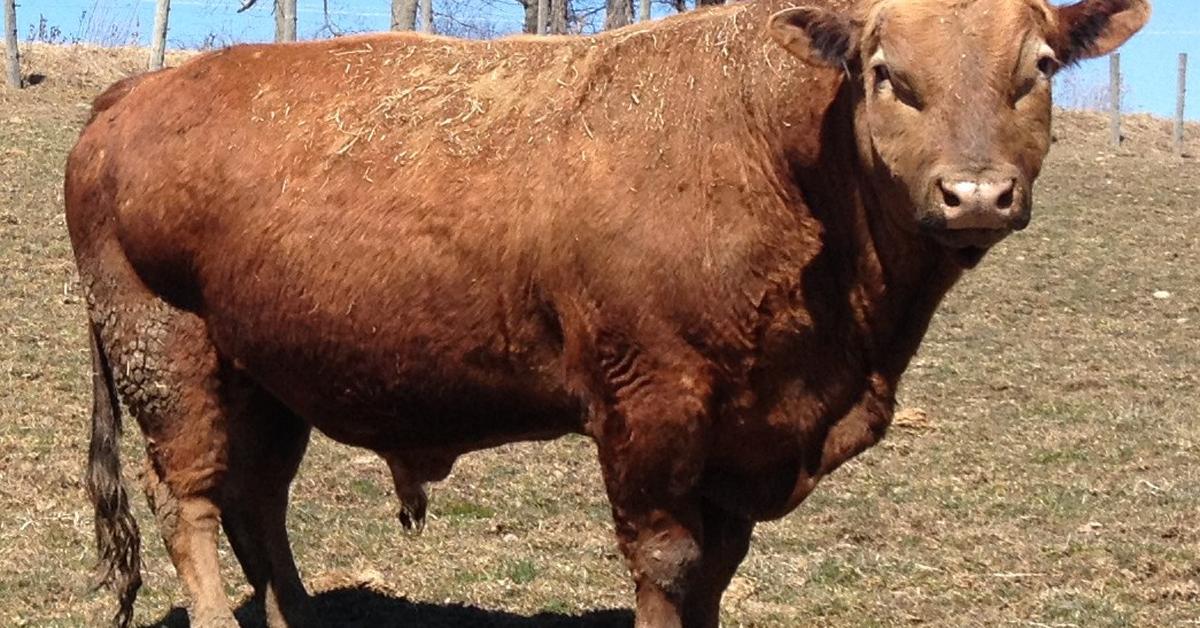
[1109,53,1121,148]
[4,0,18,88]
[148,0,170,70]
[1176,53,1188,157]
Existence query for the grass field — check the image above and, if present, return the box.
[1,44,1198,627]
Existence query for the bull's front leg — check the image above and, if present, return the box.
[608,500,703,628]
[601,477,755,628]
[584,336,747,627]
[681,503,755,628]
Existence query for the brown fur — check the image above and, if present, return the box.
[65,1,1148,626]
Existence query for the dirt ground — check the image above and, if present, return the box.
[1,44,1197,627]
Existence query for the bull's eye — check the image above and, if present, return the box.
[1036,55,1060,78]
[1014,51,1061,105]
[873,64,892,89]
[872,63,923,110]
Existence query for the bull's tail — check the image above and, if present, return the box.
[85,322,141,628]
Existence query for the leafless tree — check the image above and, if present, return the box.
[518,0,536,33]
[537,0,548,34]
[550,0,568,33]
[4,0,18,88]
[313,0,348,37]
[605,0,631,29]
[421,0,433,32]
[275,0,297,41]
[393,0,419,30]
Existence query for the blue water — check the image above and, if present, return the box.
[18,0,1200,119]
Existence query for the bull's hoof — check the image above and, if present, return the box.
[265,589,319,628]
[397,496,427,536]
[190,613,240,628]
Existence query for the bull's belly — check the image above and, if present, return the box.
[126,193,586,452]
[183,244,583,453]
[217,323,583,452]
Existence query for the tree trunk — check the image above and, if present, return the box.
[536,0,548,34]
[275,0,297,42]
[148,0,170,70]
[605,0,631,29]
[639,0,650,21]
[522,0,536,34]
[3,0,18,88]
[392,0,418,30]
[420,0,432,33]
[549,0,567,34]
[696,0,722,7]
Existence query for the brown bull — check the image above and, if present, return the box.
[65,0,1148,626]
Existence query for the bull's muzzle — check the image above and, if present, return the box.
[929,165,1031,233]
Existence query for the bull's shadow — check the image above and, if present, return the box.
[143,586,633,627]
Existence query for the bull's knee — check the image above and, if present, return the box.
[626,513,703,600]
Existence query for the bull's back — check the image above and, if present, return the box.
[73,16,759,310]
[77,33,567,283]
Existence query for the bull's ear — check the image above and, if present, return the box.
[1052,0,1150,65]
[768,7,861,67]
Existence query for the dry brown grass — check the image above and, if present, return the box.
[1,43,1198,627]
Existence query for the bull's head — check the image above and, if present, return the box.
[768,0,1150,266]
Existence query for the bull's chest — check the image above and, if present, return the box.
[696,249,950,520]
[703,366,896,521]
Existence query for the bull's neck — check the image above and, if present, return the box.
[648,0,963,382]
[761,72,963,385]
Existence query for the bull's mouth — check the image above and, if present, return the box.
[925,228,1012,269]
[949,245,989,268]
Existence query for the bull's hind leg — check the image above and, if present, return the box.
[219,389,315,628]
[141,455,233,628]
[86,273,238,627]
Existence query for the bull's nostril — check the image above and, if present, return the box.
[997,186,1014,210]
[939,181,961,208]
